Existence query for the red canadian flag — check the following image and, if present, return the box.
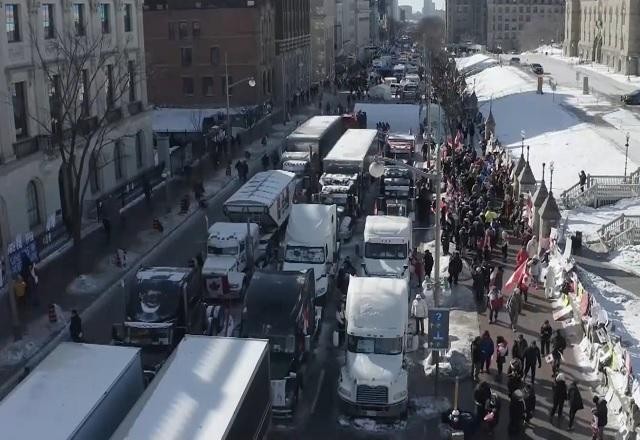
[504,260,527,292]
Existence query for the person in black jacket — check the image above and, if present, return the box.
[592,396,608,439]
[70,309,83,342]
[550,373,568,422]
[474,381,492,422]
[523,383,536,422]
[568,381,584,431]
[512,334,528,361]
[540,320,553,356]
[551,329,567,374]
[523,341,542,383]
[423,249,434,279]
[471,336,483,381]
[448,251,463,286]
[508,389,526,434]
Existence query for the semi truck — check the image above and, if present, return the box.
[337,277,409,417]
[111,336,271,440]
[201,222,260,301]
[361,215,412,279]
[241,270,318,418]
[0,343,144,440]
[282,203,338,305]
[376,165,413,218]
[385,133,415,163]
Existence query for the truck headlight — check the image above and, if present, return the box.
[229,283,240,290]
[393,390,408,400]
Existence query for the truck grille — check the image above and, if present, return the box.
[356,385,388,405]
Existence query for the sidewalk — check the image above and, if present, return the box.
[0,96,339,389]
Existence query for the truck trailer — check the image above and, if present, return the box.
[111,336,271,440]
[0,343,144,440]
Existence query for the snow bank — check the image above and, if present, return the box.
[337,416,406,431]
[411,396,451,419]
[610,245,640,278]
[527,44,563,56]
[563,197,640,241]
[354,102,420,134]
[455,54,498,74]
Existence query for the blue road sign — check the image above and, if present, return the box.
[427,308,450,350]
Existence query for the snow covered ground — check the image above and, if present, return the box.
[610,245,640,277]
[455,54,497,74]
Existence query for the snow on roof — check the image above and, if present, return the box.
[0,343,141,440]
[286,204,335,246]
[152,108,229,133]
[136,267,191,282]
[112,336,268,440]
[324,129,378,163]
[224,170,295,207]
[455,54,497,73]
[364,215,412,241]
[287,116,342,139]
[354,103,420,134]
[346,277,408,337]
[208,222,259,241]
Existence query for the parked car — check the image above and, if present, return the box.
[621,90,640,105]
[509,57,521,65]
[531,63,544,75]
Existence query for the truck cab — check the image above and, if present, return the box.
[202,222,260,300]
[338,277,409,417]
[112,267,205,348]
[377,166,413,218]
[241,270,318,418]
[361,216,412,280]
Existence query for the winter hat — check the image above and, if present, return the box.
[555,373,566,382]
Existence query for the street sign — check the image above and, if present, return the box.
[427,308,450,350]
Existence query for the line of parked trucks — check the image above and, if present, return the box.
[0,115,424,439]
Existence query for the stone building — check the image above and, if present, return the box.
[487,0,565,52]
[564,0,640,76]
[0,0,153,274]
[445,0,487,45]
[311,0,336,87]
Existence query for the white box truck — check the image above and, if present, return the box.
[337,277,409,417]
[361,215,412,279]
[282,203,337,305]
[0,343,144,440]
[202,222,260,300]
[112,335,271,440]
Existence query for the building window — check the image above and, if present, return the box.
[73,4,85,36]
[124,3,132,32]
[12,82,28,139]
[168,22,176,39]
[222,76,232,96]
[128,60,136,102]
[42,4,55,39]
[182,77,194,95]
[202,77,214,96]
[6,4,20,43]
[106,64,115,108]
[26,181,41,229]
[49,74,61,133]
[192,21,200,38]
[100,4,110,34]
[178,21,188,39]
[135,131,144,168]
[180,47,192,67]
[79,69,90,116]
[114,140,125,180]
[210,47,220,65]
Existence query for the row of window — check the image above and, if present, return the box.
[5,2,134,43]
[180,47,221,67]
[492,5,561,14]
[180,71,272,97]
[168,20,200,40]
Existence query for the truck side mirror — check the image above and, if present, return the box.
[401,264,409,276]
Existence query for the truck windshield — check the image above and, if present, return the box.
[207,245,238,256]
[285,246,326,264]
[365,242,407,259]
[347,335,403,355]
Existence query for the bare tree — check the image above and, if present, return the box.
[430,51,467,138]
[30,27,144,273]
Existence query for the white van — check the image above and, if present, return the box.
[361,215,412,280]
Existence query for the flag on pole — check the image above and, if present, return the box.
[504,261,527,292]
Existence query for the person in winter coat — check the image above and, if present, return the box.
[540,320,553,356]
[592,396,608,439]
[568,381,584,431]
[488,287,502,323]
[519,275,530,303]
[516,246,528,268]
[495,335,509,378]
[480,331,495,372]
[550,373,568,421]
[507,288,523,331]
[508,389,526,434]
[579,170,587,193]
[544,265,556,299]
[423,249,435,279]
[526,236,539,259]
[70,309,83,342]
[471,336,483,380]
[507,358,524,396]
[501,229,509,262]
[523,341,542,383]
[448,251,463,285]
[523,383,537,422]
[512,334,528,361]
[483,393,501,434]
[490,266,504,289]
[411,294,427,335]
[551,329,567,373]
[473,267,485,302]
[527,257,542,288]
[474,381,492,421]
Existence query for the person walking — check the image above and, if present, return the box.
[508,389,526,434]
[544,264,556,299]
[411,294,427,335]
[423,249,434,279]
[591,396,608,440]
[507,358,524,396]
[474,381,492,422]
[507,288,522,331]
[568,381,584,431]
[512,334,528,362]
[551,329,567,374]
[448,251,463,286]
[501,229,509,262]
[526,236,539,259]
[523,341,542,383]
[550,373,568,423]
[480,330,495,373]
[488,287,502,323]
[473,267,486,303]
[495,335,509,379]
[70,310,83,342]
[516,245,528,268]
[579,170,587,193]
[540,320,553,357]
[471,336,483,381]
[489,266,504,290]
[523,383,537,423]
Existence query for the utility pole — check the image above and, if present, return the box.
[433,143,442,307]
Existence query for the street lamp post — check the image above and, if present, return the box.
[520,130,525,157]
[625,132,630,181]
[225,52,256,149]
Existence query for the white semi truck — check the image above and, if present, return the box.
[0,343,144,440]
[282,203,337,305]
[361,215,412,279]
[337,277,409,417]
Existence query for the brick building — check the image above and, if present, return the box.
[143,0,275,108]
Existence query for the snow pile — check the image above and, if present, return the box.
[610,245,640,277]
[455,54,497,74]
[337,416,406,431]
[411,396,451,419]
[563,197,640,241]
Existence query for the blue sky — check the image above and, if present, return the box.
[399,0,445,13]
